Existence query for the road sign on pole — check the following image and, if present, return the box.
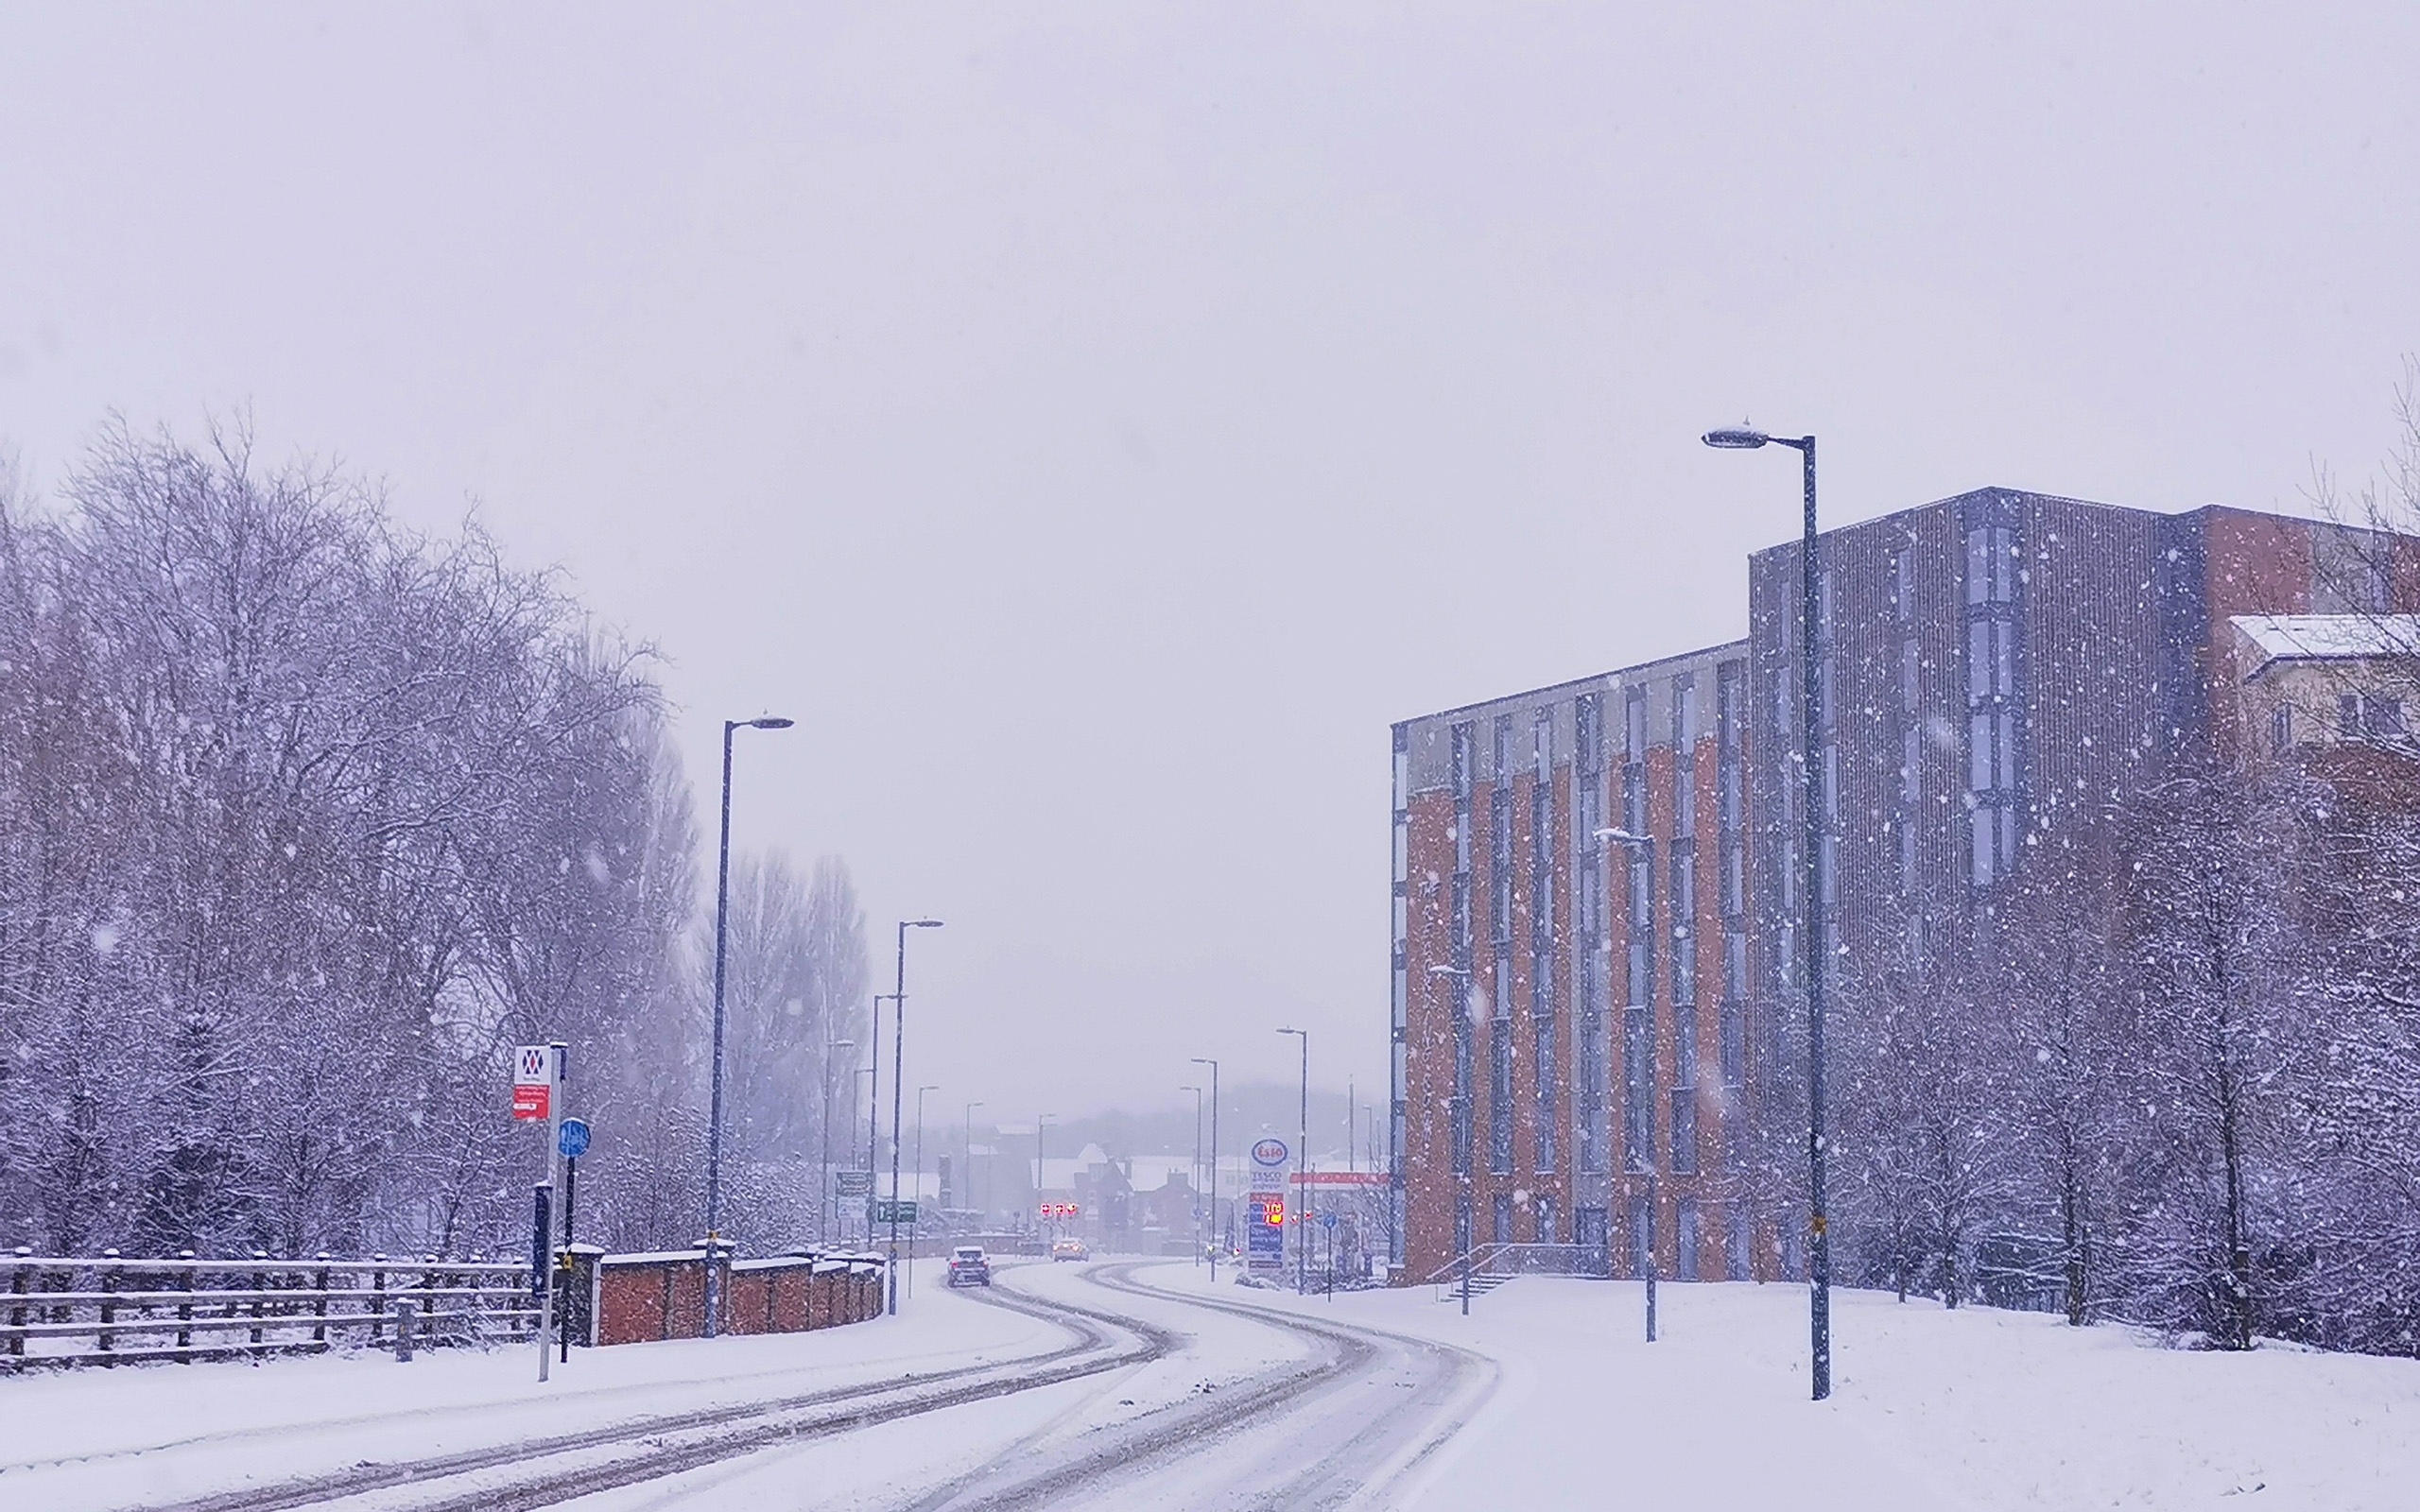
[558,1119,590,1160]
[512,1045,552,1122]
[534,1041,565,1383]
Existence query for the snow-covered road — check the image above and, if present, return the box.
[0,1260,1495,1512]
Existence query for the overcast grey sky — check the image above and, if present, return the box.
[5,4,2417,1125]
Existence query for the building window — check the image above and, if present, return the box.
[1671,1022,1698,1176]
[2344,692,2407,737]
[2271,704,2292,754]
[1672,848,1696,966]
[1963,513,2025,887]
[1966,524,2016,604]
[1489,1011,1513,1174]
[1530,710,1558,1175]
[1577,1204,1608,1262]
[1493,1191,1513,1246]
[1677,1199,1701,1280]
[1575,691,1608,1178]
[1676,673,1701,750]
[1727,1209,1752,1280]
[1457,1196,1473,1260]
[1624,997,1653,1173]
[1451,723,1475,1177]
[1630,1194,1654,1277]
[1535,1194,1557,1245]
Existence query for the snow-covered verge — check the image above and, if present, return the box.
[1168,1269,2420,1511]
[0,1260,1065,1512]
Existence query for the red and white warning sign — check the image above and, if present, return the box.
[511,1044,552,1121]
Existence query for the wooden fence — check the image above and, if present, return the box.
[3,1247,536,1369]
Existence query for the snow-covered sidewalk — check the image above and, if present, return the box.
[1175,1270,2420,1510]
[0,1259,1063,1512]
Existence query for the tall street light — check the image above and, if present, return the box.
[1428,965,1473,1313]
[963,1101,985,1225]
[1037,1113,1057,1241]
[1597,825,1662,1339]
[869,992,895,1232]
[820,1038,856,1243]
[1180,1084,1203,1266]
[1188,1059,1219,1282]
[704,713,793,1339]
[1703,423,1831,1400]
[1277,1027,1308,1295]
[888,919,943,1314]
[911,1083,939,1296]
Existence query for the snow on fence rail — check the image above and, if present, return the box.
[2,1247,534,1370]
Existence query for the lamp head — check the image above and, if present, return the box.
[906,919,943,930]
[1702,427,1771,450]
[746,716,796,730]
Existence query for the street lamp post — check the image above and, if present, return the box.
[1596,825,1660,1343]
[1428,966,1473,1314]
[1188,1060,1219,1282]
[1277,1028,1308,1295]
[888,920,943,1314]
[869,993,894,1245]
[1703,423,1830,1400]
[704,714,793,1339]
[911,1084,939,1297]
[963,1101,985,1227]
[1037,1113,1057,1242]
[820,1037,856,1243]
[1181,1085,1203,1266]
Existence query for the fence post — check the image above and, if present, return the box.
[313,1253,330,1347]
[370,1255,387,1346]
[9,1246,31,1360]
[420,1257,438,1352]
[98,1249,119,1365]
[176,1250,196,1361]
[394,1298,416,1363]
[250,1250,268,1360]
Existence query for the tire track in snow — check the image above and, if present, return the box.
[144,1278,1174,1512]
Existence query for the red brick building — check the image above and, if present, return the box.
[1389,488,2420,1286]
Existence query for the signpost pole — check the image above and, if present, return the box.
[539,1041,565,1381]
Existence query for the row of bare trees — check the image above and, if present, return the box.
[0,424,867,1262]
[1827,757,2420,1355]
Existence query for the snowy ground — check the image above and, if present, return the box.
[1240,1271,2420,1512]
[3,1259,2414,1510]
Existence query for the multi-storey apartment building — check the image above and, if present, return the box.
[1391,487,2420,1286]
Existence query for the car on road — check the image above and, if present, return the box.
[1050,1236,1089,1263]
[947,1245,992,1286]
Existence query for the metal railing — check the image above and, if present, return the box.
[1418,1241,1613,1296]
[3,1247,537,1370]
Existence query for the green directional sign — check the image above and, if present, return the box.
[870,1198,921,1226]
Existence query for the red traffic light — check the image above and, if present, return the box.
[1037,1202,1083,1218]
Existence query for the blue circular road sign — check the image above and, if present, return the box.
[558,1118,591,1160]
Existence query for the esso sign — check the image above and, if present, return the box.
[1251,1138,1289,1167]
